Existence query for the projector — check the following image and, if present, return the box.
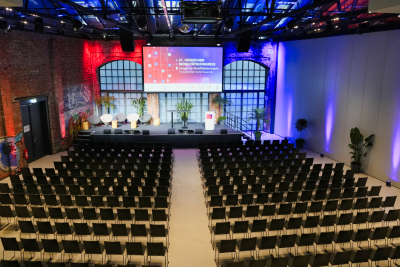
[181,1,222,24]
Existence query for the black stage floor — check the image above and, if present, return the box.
[82,123,244,148]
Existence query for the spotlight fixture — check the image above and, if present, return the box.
[147,42,151,45]
[323,20,334,34]
[225,17,234,29]
[357,22,370,34]
[34,17,44,33]
[386,180,392,187]
[136,17,147,29]
[73,18,83,31]
[216,43,221,46]
[0,20,10,33]
[320,153,324,157]
[286,20,296,30]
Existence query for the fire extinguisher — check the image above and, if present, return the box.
[24,148,28,160]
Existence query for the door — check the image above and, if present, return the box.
[20,97,51,163]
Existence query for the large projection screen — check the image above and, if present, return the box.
[142,46,223,92]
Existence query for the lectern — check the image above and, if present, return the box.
[205,111,215,131]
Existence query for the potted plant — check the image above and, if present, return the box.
[130,95,147,123]
[95,95,116,114]
[175,97,194,128]
[348,127,374,173]
[217,116,226,126]
[295,118,308,148]
[212,95,232,122]
[248,107,267,140]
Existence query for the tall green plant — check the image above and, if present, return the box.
[130,95,147,117]
[95,95,116,114]
[175,97,194,121]
[248,107,267,132]
[349,127,374,164]
[295,119,308,140]
[212,95,232,117]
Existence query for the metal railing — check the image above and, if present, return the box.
[225,112,253,133]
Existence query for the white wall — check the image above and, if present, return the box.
[275,30,400,185]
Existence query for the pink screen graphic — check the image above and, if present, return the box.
[143,46,223,92]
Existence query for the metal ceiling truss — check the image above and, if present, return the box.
[0,0,399,40]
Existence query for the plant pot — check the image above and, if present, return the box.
[295,139,305,149]
[351,162,362,173]
[254,131,262,140]
[219,120,225,126]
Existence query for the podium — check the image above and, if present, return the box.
[205,111,215,131]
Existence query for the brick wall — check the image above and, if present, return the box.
[0,31,92,179]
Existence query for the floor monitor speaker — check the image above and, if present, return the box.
[142,130,150,135]
[114,129,122,134]
[120,28,135,52]
[195,129,203,134]
[236,30,252,52]
[103,129,111,134]
[168,129,175,134]
[220,129,228,134]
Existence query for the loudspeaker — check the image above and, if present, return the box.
[120,28,135,52]
[142,130,150,135]
[168,129,175,135]
[103,129,111,134]
[34,17,44,34]
[220,129,227,134]
[114,129,122,134]
[236,30,252,52]
[195,129,203,134]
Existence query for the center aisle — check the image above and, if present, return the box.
[168,149,215,267]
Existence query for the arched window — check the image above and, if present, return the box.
[222,60,268,131]
[98,60,146,116]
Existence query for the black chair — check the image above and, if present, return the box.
[309,253,331,267]
[104,241,124,263]
[288,254,311,267]
[20,239,42,260]
[83,241,104,262]
[130,224,148,242]
[370,247,392,266]
[266,256,289,267]
[350,249,372,265]
[237,237,257,260]
[215,239,237,266]
[330,251,352,265]
[126,242,145,265]
[1,261,21,267]
[1,238,22,260]
[42,239,63,261]
[295,233,315,254]
[93,223,110,240]
[146,242,168,267]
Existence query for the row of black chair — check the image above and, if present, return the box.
[216,242,398,267]
[203,180,369,196]
[0,206,169,223]
[76,141,172,149]
[1,184,171,197]
[1,238,168,266]
[0,193,170,208]
[16,221,168,242]
[199,150,304,159]
[210,213,399,240]
[1,260,138,267]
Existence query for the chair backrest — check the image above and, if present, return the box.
[100,114,113,123]
[115,113,127,122]
[127,113,139,122]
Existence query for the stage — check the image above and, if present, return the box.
[81,123,245,148]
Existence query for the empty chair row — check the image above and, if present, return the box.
[0,206,169,223]
[1,239,168,266]
[206,193,395,209]
[205,186,379,201]
[208,203,399,224]
[203,173,359,187]
[199,150,304,160]
[216,239,399,267]
[1,184,171,197]
[15,221,169,242]
[56,160,172,171]
[199,139,288,148]
[209,211,398,235]
[203,179,369,196]
[0,194,170,208]
[77,141,172,149]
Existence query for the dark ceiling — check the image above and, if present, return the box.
[0,0,400,41]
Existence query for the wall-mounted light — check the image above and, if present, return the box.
[320,153,324,157]
[30,98,37,103]
[386,180,392,187]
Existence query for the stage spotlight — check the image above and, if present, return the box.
[137,17,147,29]
[287,20,296,30]
[357,22,370,34]
[225,17,234,29]
[73,18,83,31]
[320,153,324,157]
[0,20,10,33]
[386,180,392,187]
[34,17,44,33]
[324,20,334,34]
